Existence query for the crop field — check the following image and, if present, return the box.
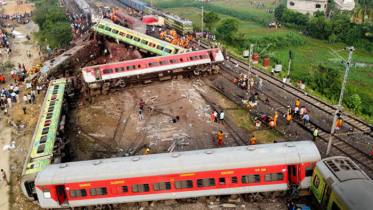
[156,2,373,122]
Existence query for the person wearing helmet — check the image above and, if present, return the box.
[145,148,149,155]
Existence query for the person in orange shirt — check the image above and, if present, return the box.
[145,148,149,155]
[286,114,292,125]
[295,99,300,107]
[335,118,342,131]
[211,112,215,123]
[217,130,224,147]
[250,136,257,145]
[274,112,278,126]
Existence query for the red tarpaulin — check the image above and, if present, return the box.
[142,16,158,24]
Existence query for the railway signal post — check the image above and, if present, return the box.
[288,50,292,76]
[326,46,355,157]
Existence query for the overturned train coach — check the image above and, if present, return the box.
[81,49,224,91]
[21,79,73,201]
[35,141,321,208]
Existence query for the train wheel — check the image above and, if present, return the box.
[193,70,200,75]
[244,194,254,203]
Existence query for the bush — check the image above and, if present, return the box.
[346,94,362,113]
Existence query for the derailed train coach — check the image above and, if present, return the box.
[35,141,321,208]
[21,79,71,201]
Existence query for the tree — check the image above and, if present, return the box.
[274,4,286,21]
[351,0,373,24]
[313,11,325,18]
[346,94,362,113]
[49,21,72,48]
[204,10,220,31]
[308,16,332,39]
[330,13,351,41]
[217,18,239,43]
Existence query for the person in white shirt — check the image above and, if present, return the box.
[23,94,27,104]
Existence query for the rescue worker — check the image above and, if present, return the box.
[250,78,254,91]
[286,113,292,125]
[218,130,224,147]
[274,112,278,126]
[250,136,257,145]
[286,106,292,116]
[313,127,318,142]
[335,118,342,131]
[295,99,300,107]
[211,112,215,123]
[145,148,149,155]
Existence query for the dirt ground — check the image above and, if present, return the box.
[1,1,34,15]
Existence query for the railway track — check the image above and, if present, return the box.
[218,65,373,179]
[199,41,372,136]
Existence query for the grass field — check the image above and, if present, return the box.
[145,0,373,122]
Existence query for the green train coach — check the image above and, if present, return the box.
[143,6,193,35]
[21,79,68,201]
[310,156,373,210]
[92,19,187,56]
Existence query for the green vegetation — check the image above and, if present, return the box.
[34,0,72,48]
[351,0,373,24]
[203,10,220,31]
[152,0,373,122]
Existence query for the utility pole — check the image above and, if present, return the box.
[151,0,153,7]
[287,50,292,76]
[247,44,256,96]
[326,46,355,157]
[201,6,204,36]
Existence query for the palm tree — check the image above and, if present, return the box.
[351,0,373,24]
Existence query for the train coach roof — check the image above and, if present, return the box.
[36,141,320,185]
[333,179,373,210]
[97,19,185,51]
[315,156,373,210]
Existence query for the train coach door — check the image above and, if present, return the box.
[288,165,298,186]
[208,51,215,62]
[56,185,67,206]
[94,68,102,81]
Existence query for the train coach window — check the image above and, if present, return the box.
[134,37,141,42]
[126,34,134,39]
[197,178,215,188]
[112,29,119,34]
[153,182,172,191]
[199,55,208,59]
[119,32,126,36]
[131,184,150,193]
[159,60,169,65]
[156,45,164,51]
[264,172,284,182]
[122,186,128,193]
[305,166,314,177]
[170,59,179,64]
[219,178,225,185]
[115,67,125,72]
[69,189,87,198]
[165,48,173,54]
[105,27,112,31]
[149,42,155,48]
[180,58,184,62]
[126,65,136,70]
[175,180,193,189]
[190,56,199,61]
[103,69,113,74]
[313,175,320,189]
[141,40,148,45]
[149,62,158,67]
[98,25,105,29]
[232,176,238,184]
[242,174,261,184]
[90,187,108,196]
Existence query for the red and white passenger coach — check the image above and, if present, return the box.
[81,49,224,89]
[35,141,320,208]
